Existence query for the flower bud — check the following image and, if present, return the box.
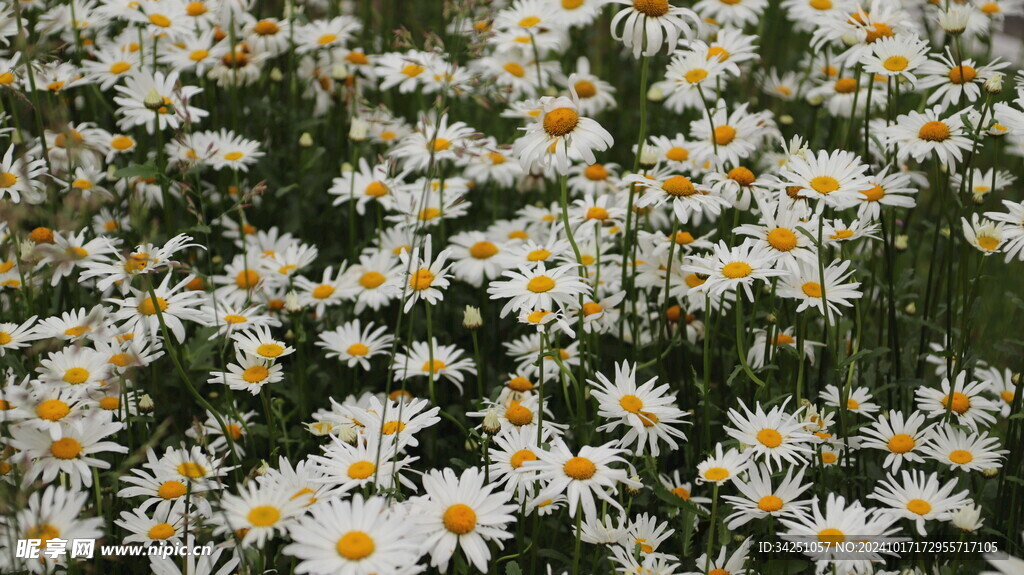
[298,132,313,147]
[463,305,483,330]
[284,290,302,313]
[331,64,349,81]
[938,8,970,35]
[482,408,501,435]
[982,467,999,478]
[336,425,358,444]
[269,67,283,82]
[1012,372,1022,386]
[984,72,1004,94]
[138,394,155,412]
[255,460,270,476]
[779,114,794,125]
[894,235,909,251]
[806,92,824,107]
[638,145,660,168]
[143,88,164,111]
[626,474,643,495]
[646,85,664,102]
[904,302,916,315]
[348,118,369,142]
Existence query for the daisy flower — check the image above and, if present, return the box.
[588,361,688,456]
[724,399,814,470]
[986,199,1024,262]
[341,396,441,450]
[389,113,475,172]
[448,231,505,288]
[8,416,127,491]
[609,0,702,58]
[339,250,402,313]
[36,346,111,389]
[488,262,591,318]
[627,172,730,224]
[0,144,48,203]
[868,470,971,536]
[777,149,873,210]
[723,464,812,529]
[821,384,879,416]
[916,371,999,431]
[413,467,517,573]
[213,480,307,548]
[208,353,284,395]
[328,158,404,215]
[861,34,930,84]
[885,107,974,168]
[309,434,418,496]
[962,213,1007,255]
[116,499,189,545]
[284,495,423,575]
[921,425,1006,471]
[7,486,104,574]
[526,438,640,520]
[778,493,898,573]
[856,167,917,221]
[488,425,553,501]
[623,513,675,557]
[317,320,394,370]
[694,0,766,27]
[513,82,614,175]
[689,102,770,168]
[978,366,1018,417]
[108,273,208,343]
[400,235,453,312]
[696,443,748,484]
[113,70,207,134]
[0,315,42,356]
[778,259,862,323]
[681,239,785,302]
[295,266,353,317]
[917,48,1009,108]
[393,338,477,393]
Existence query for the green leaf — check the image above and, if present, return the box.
[505,561,522,575]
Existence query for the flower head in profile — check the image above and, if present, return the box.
[609,0,702,59]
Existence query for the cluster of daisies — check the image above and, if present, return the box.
[2,0,1024,574]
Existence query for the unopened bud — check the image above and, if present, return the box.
[348,118,369,142]
[482,408,501,435]
[765,313,778,324]
[143,88,163,111]
[904,302,916,315]
[894,234,909,251]
[646,86,664,102]
[806,93,824,107]
[465,438,477,451]
[638,145,659,168]
[1012,373,1022,386]
[331,64,349,80]
[255,460,270,476]
[138,394,155,412]
[982,468,999,478]
[463,305,483,330]
[984,72,1004,94]
[269,67,283,82]
[298,132,313,147]
[840,33,859,47]
[284,290,302,313]
[779,114,794,125]
[337,425,358,444]
[938,8,970,36]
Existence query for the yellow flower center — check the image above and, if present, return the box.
[619,394,643,413]
[37,399,71,421]
[99,396,119,410]
[685,69,708,84]
[721,262,752,279]
[253,20,279,35]
[574,80,597,98]
[801,281,822,298]
[582,302,603,316]
[64,325,91,337]
[810,176,840,194]
[948,65,977,84]
[256,343,284,358]
[421,360,446,374]
[109,61,131,75]
[336,531,375,559]
[470,241,499,259]
[62,368,90,385]
[527,276,556,293]
[758,495,784,512]
[177,461,206,478]
[563,456,597,480]
[907,499,932,515]
[235,269,260,289]
[346,343,369,356]
[312,284,335,299]
[714,125,736,145]
[510,449,537,468]
[382,421,406,435]
[224,314,248,324]
[409,269,435,290]
[503,62,525,77]
[919,121,951,142]
[949,449,973,464]
[364,181,388,197]
[0,172,18,188]
[543,108,579,137]
[185,1,207,15]
[810,0,832,8]
[633,0,669,17]
[703,467,729,481]
[505,402,534,426]
[509,377,533,392]
[818,528,845,544]
[672,487,691,500]
[358,271,386,289]
[666,147,689,162]
[51,437,82,459]
[941,392,971,415]
[26,524,61,547]
[149,13,171,27]
[224,151,244,161]
[347,460,375,479]
[887,433,915,453]
[883,56,908,72]
[976,236,1000,251]
[518,15,541,27]
[663,176,697,197]
[527,249,551,261]
[428,138,451,152]
[767,228,798,251]
[757,428,783,448]
[153,480,186,500]
[242,365,270,383]
[443,504,477,534]
[847,398,860,410]
[247,505,280,527]
[1001,390,1015,404]
[138,296,168,316]
[318,33,338,45]
[149,523,176,540]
